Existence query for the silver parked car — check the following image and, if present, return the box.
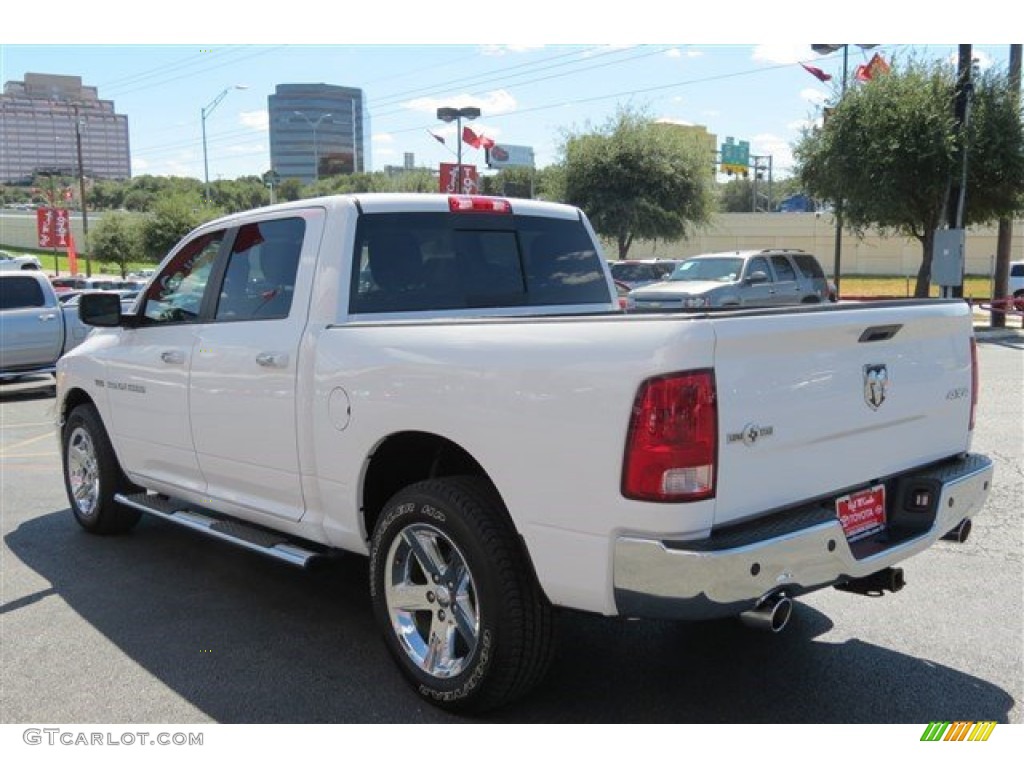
[626,249,830,311]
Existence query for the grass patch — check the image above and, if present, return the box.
[840,275,994,299]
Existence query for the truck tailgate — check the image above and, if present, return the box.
[709,300,975,527]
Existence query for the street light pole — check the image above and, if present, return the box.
[201,85,247,201]
[436,106,481,193]
[292,111,334,182]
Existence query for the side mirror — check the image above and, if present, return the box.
[746,270,769,285]
[78,292,123,327]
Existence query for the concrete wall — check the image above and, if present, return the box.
[0,212,94,254]
[603,212,1024,277]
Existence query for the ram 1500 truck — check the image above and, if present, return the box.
[56,194,994,712]
[0,271,93,380]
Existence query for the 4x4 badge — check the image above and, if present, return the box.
[864,364,889,410]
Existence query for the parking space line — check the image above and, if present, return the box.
[0,421,55,429]
[0,431,56,456]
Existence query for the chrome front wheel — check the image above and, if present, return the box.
[61,404,140,534]
[66,426,101,517]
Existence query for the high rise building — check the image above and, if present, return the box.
[268,83,367,184]
[0,73,130,184]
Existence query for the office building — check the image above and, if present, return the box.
[0,73,130,184]
[268,83,367,184]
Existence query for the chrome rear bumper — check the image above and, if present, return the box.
[613,454,994,620]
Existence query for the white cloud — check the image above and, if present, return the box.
[239,110,269,130]
[788,118,817,132]
[800,88,829,106]
[373,133,395,144]
[947,50,995,71]
[481,44,544,56]
[752,45,815,65]
[666,48,703,60]
[752,133,795,172]
[404,89,517,116]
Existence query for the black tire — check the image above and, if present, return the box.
[369,476,555,713]
[61,403,141,534]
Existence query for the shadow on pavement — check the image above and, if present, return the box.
[0,377,56,402]
[4,509,1015,724]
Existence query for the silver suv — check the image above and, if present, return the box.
[626,249,830,311]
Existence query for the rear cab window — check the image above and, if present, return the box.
[350,212,609,314]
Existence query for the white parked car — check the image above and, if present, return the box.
[1009,260,1024,298]
[0,249,43,271]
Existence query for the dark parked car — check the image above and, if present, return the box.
[609,259,680,289]
[627,249,831,311]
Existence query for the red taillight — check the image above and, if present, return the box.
[622,370,717,502]
[448,195,512,214]
[969,336,979,431]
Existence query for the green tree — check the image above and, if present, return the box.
[89,211,144,278]
[141,193,223,262]
[562,108,714,259]
[795,58,1024,296]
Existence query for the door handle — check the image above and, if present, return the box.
[256,352,289,368]
[38,313,57,321]
[160,350,185,365]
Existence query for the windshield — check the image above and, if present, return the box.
[669,257,743,283]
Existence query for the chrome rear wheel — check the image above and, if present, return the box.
[384,522,480,678]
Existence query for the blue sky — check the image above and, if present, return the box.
[2,4,1016,183]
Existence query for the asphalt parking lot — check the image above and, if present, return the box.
[1,331,1021,724]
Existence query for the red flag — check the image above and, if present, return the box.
[462,126,495,150]
[66,229,79,276]
[800,62,832,83]
[462,126,482,148]
[428,131,446,145]
[856,53,890,82]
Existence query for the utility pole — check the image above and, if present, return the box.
[991,44,1021,328]
[944,45,974,299]
[833,45,849,296]
[72,104,91,277]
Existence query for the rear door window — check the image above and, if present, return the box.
[793,255,826,280]
[215,218,305,321]
[350,212,607,313]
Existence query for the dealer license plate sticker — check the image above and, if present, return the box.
[836,484,887,542]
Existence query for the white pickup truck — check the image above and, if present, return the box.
[57,193,994,712]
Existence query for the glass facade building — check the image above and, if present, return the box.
[268,83,367,184]
[0,73,130,184]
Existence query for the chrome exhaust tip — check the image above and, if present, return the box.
[942,518,972,544]
[739,593,793,633]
